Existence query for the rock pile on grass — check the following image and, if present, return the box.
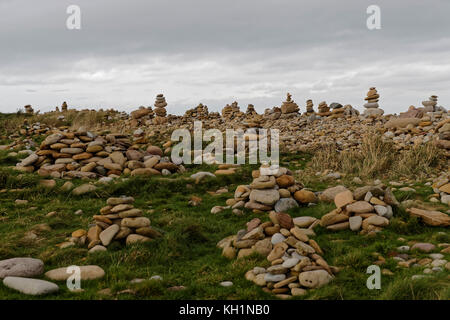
[15,128,181,178]
[220,165,318,215]
[319,185,399,234]
[217,213,335,299]
[71,196,162,252]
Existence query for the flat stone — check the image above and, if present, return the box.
[3,277,59,296]
[349,216,362,231]
[0,258,44,279]
[319,185,349,202]
[45,265,105,281]
[298,270,332,288]
[334,190,354,208]
[411,243,436,253]
[72,184,97,196]
[346,201,374,214]
[274,198,299,213]
[249,189,280,205]
[99,224,120,246]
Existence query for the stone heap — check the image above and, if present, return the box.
[218,165,319,214]
[70,196,162,252]
[184,103,209,120]
[435,118,450,154]
[15,129,181,178]
[222,101,244,119]
[422,95,438,112]
[246,104,258,116]
[217,213,335,298]
[24,105,34,114]
[329,103,344,118]
[363,87,384,117]
[305,100,314,114]
[317,102,330,117]
[280,93,300,118]
[153,94,168,124]
[61,102,68,112]
[319,184,399,235]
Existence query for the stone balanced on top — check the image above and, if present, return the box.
[422,95,438,112]
[280,93,300,116]
[363,87,384,117]
[153,94,168,124]
[305,99,315,114]
[317,101,331,116]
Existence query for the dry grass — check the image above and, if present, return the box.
[307,132,445,179]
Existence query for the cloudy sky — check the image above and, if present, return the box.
[1,0,449,115]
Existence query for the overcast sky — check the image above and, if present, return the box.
[1,0,449,115]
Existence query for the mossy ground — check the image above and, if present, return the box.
[0,147,449,300]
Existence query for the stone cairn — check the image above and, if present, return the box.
[153,94,168,124]
[422,95,438,112]
[246,104,257,116]
[15,129,180,178]
[216,165,319,215]
[71,196,162,252]
[61,102,68,112]
[24,105,34,114]
[317,101,330,117]
[184,103,209,120]
[217,212,335,298]
[305,100,314,114]
[363,87,384,117]
[436,118,450,155]
[319,185,399,234]
[280,93,300,118]
[222,101,243,119]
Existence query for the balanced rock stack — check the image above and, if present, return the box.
[72,196,162,251]
[153,94,168,124]
[217,213,335,298]
[363,87,384,117]
[317,102,331,117]
[221,165,319,214]
[280,93,300,118]
[221,101,244,119]
[305,100,315,114]
[15,129,180,178]
[24,105,34,114]
[61,102,68,112]
[422,95,438,112]
[319,184,399,235]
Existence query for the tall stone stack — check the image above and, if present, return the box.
[305,100,315,114]
[422,95,438,112]
[61,102,68,112]
[317,102,330,117]
[24,105,34,114]
[280,93,300,118]
[363,87,384,117]
[153,94,168,124]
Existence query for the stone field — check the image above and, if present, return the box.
[0,93,448,300]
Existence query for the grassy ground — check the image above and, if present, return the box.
[0,149,448,300]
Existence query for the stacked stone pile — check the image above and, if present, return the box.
[435,118,450,153]
[217,165,319,214]
[280,93,300,118]
[61,102,68,112]
[70,196,162,251]
[317,102,330,117]
[305,100,314,114]
[363,87,384,117]
[24,105,34,114]
[217,213,335,298]
[319,184,399,234]
[15,129,181,178]
[246,104,257,116]
[222,101,244,119]
[422,95,438,112]
[431,174,450,206]
[131,106,154,121]
[184,103,209,120]
[153,94,168,124]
